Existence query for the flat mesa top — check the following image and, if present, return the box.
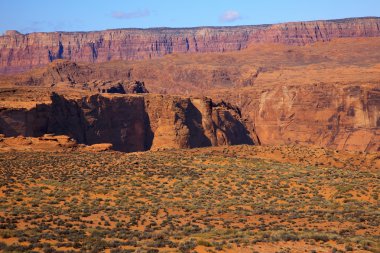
[2,16,379,36]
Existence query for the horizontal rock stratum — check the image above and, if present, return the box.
[0,134,113,152]
[0,92,254,152]
[0,17,380,73]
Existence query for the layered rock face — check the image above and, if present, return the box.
[1,17,379,73]
[2,37,378,152]
[0,93,253,152]
[218,83,380,152]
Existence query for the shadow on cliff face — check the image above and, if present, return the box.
[0,93,254,152]
[143,105,154,150]
[48,93,154,152]
[0,117,20,136]
[211,101,254,146]
[0,105,50,137]
[0,93,155,152]
[219,110,255,146]
[184,102,212,148]
[48,93,87,143]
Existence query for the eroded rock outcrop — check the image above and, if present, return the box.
[14,60,149,94]
[0,134,77,152]
[1,17,379,73]
[17,60,93,86]
[0,93,253,152]
[79,80,149,94]
[0,134,113,152]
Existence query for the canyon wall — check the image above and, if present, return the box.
[1,17,380,73]
[0,93,253,152]
[217,83,380,152]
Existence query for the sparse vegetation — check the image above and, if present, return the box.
[0,145,379,252]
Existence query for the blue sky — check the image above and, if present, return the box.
[0,0,379,34]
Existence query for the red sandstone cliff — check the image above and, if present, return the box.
[217,83,380,152]
[0,93,253,152]
[2,36,379,152]
[1,17,379,73]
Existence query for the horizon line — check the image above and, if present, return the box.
[2,16,379,36]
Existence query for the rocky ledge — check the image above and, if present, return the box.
[0,134,113,152]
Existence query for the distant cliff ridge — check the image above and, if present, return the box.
[0,17,379,73]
